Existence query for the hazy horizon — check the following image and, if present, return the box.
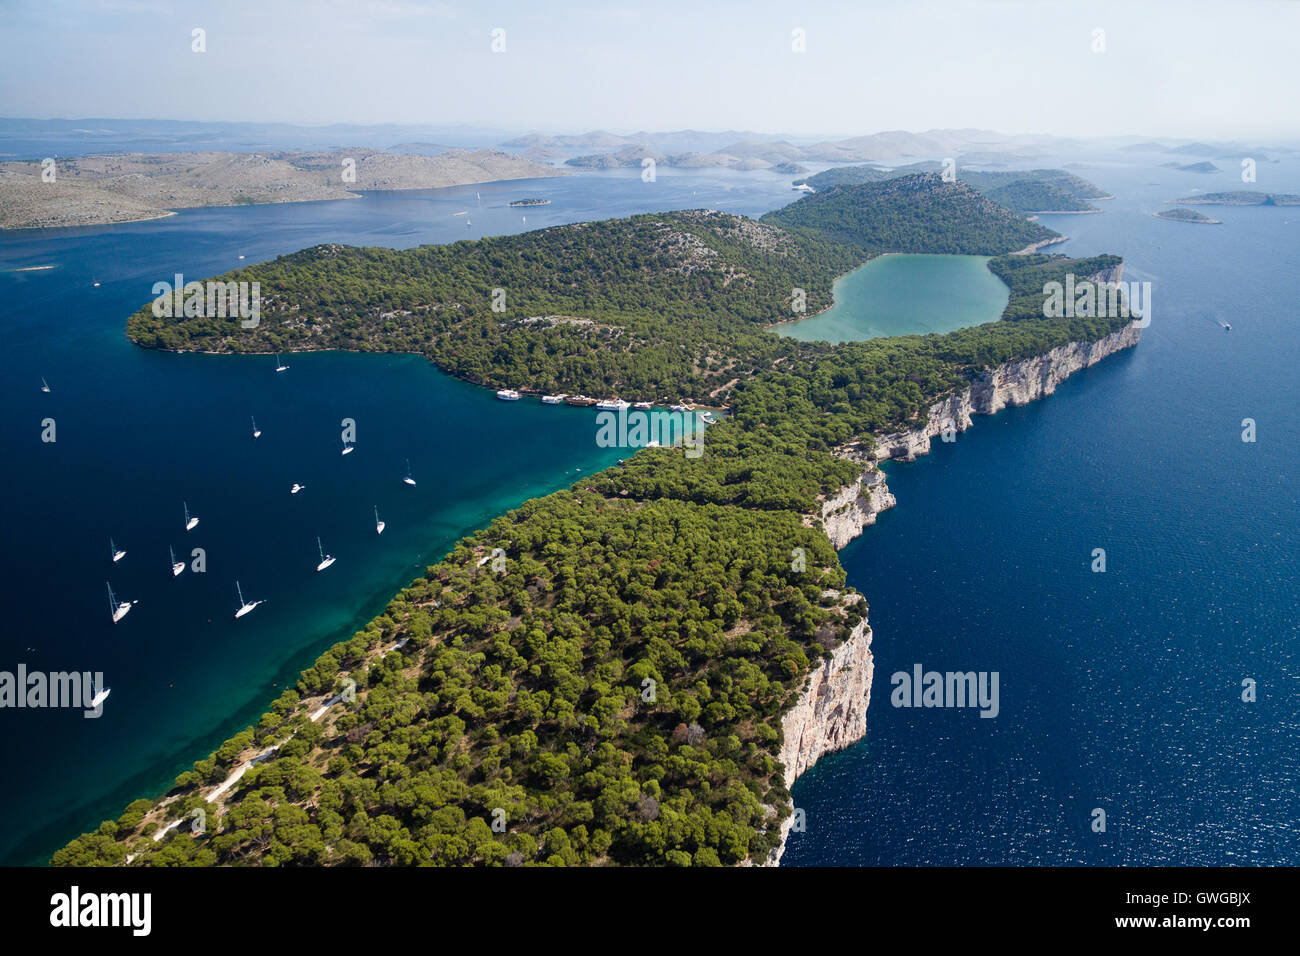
[3,0,1297,142]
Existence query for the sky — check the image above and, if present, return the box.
[1,0,1297,141]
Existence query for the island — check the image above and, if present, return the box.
[1167,190,1300,206]
[1164,161,1220,173]
[0,149,560,230]
[55,173,1140,868]
[508,198,552,207]
[792,164,1111,214]
[1154,207,1221,224]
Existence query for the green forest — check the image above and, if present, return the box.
[795,165,1109,214]
[56,176,1136,866]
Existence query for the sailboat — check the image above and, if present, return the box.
[341,440,354,455]
[88,676,110,710]
[234,580,264,619]
[374,506,385,535]
[170,545,185,577]
[109,537,126,563]
[290,483,305,495]
[106,581,134,623]
[403,459,416,486]
[183,501,199,532]
[274,354,289,373]
[315,536,336,572]
[251,416,261,439]
[92,278,100,287]
[40,378,50,393]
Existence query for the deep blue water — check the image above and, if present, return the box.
[0,166,802,865]
[784,158,1300,865]
[1,156,1295,867]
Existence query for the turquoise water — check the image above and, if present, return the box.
[0,167,799,865]
[783,158,1300,865]
[776,253,1010,343]
[2,157,1296,868]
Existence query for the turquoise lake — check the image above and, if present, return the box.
[776,253,1010,342]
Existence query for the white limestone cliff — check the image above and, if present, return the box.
[770,322,1141,865]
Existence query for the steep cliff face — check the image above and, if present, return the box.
[763,608,874,866]
[818,467,897,550]
[770,323,1142,864]
[873,322,1141,463]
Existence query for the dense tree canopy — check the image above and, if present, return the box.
[56,178,1135,866]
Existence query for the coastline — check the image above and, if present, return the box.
[767,319,1143,865]
[1010,234,1070,254]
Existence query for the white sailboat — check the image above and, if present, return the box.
[40,377,51,393]
[106,581,134,623]
[374,506,385,535]
[403,459,416,486]
[251,416,261,439]
[234,580,264,619]
[88,676,110,710]
[274,354,289,373]
[341,440,354,455]
[170,545,185,577]
[290,483,305,495]
[183,501,199,531]
[109,537,126,563]
[315,536,336,572]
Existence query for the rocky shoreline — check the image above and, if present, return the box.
[769,320,1143,864]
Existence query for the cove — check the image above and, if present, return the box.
[776,253,1010,343]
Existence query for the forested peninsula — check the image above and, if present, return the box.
[56,173,1137,867]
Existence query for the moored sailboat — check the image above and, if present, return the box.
[234,580,264,619]
[183,501,199,532]
[109,537,126,563]
[106,581,134,623]
[315,536,336,572]
[170,545,185,577]
[88,676,110,710]
[374,506,385,535]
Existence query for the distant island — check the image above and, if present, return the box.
[1154,207,1221,224]
[1163,161,1220,173]
[791,164,1110,215]
[1168,190,1300,206]
[0,149,560,230]
[508,198,551,207]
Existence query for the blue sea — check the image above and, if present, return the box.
[0,158,1295,866]
[783,158,1300,865]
